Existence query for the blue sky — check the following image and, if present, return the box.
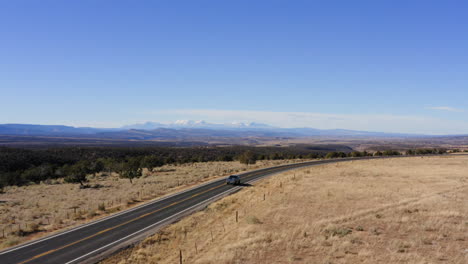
[1,0,468,134]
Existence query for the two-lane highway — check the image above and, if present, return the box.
[0,157,380,264]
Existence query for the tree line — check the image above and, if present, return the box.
[0,145,340,188]
[0,146,448,190]
[323,148,446,159]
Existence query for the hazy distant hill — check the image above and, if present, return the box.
[0,122,465,149]
[0,124,112,136]
[0,122,423,140]
[120,120,418,137]
[121,120,274,130]
[93,128,299,140]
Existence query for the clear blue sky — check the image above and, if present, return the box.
[1,0,468,134]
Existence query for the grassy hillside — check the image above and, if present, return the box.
[103,156,468,264]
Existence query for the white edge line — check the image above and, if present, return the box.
[0,156,398,255]
[7,156,419,262]
[64,186,243,264]
[65,162,324,264]
[0,159,323,255]
[0,172,232,255]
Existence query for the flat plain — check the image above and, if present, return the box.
[102,156,468,264]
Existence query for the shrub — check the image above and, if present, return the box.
[2,238,20,248]
[21,164,55,184]
[325,152,347,159]
[349,151,363,157]
[238,151,257,165]
[64,161,90,186]
[324,226,352,238]
[98,203,106,211]
[382,150,401,156]
[246,215,262,224]
[87,210,98,218]
[141,155,164,172]
[26,222,40,233]
[118,157,143,184]
[325,152,338,159]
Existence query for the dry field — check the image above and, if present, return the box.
[103,156,468,264]
[0,159,305,249]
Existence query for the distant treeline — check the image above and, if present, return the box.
[0,146,446,189]
[0,145,346,188]
[324,148,446,158]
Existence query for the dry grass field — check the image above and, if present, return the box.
[103,156,468,264]
[0,159,304,249]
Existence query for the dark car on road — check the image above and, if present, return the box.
[226,175,241,185]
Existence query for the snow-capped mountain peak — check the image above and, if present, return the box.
[122,120,273,130]
[173,120,209,126]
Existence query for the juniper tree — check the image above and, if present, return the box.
[119,157,143,184]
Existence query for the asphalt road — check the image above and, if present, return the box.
[0,157,380,264]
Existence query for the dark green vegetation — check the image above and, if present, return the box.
[0,145,446,188]
[0,145,348,187]
[238,150,257,165]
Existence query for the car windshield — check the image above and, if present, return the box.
[228,176,237,179]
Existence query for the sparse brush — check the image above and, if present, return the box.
[98,156,468,264]
[246,215,262,224]
[0,159,301,250]
[2,238,20,248]
[87,210,98,218]
[3,156,468,264]
[323,226,352,238]
[98,203,106,211]
[25,223,40,233]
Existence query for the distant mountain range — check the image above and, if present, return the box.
[0,121,425,141]
[120,120,274,130]
[0,124,110,136]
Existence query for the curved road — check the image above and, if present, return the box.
[0,157,381,264]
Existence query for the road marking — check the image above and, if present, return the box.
[18,165,308,264]
[17,183,227,264]
[18,169,273,264]
[0,176,227,255]
[64,168,305,264]
[8,157,389,263]
[1,159,321,256]
[64,186,244,264]
[7,170,265,263]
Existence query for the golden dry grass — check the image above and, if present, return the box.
[0,159,305,249]
[102,156,468,264]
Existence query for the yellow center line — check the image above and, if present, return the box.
[18,168,281,264]
[18,182,229,264]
